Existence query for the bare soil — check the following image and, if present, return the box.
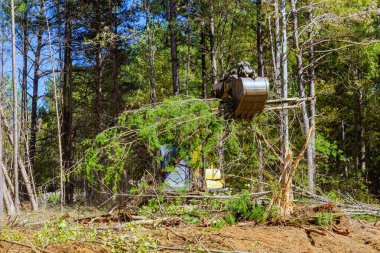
[0,209,379,253]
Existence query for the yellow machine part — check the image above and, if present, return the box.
[205,166,225,189]
[192,147,225,189]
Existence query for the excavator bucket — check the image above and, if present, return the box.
[213,62,269,119]
[231,77,269,119]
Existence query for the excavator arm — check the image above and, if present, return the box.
[213,62,269,119]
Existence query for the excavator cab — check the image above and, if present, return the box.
[213,62,269,119]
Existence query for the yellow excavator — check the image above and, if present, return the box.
[163,62,269,191]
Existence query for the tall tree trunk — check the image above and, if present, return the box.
[274,0,281,96]
[0,20,6,215]
[169,0,180,95]
[280,0,292,217]
[11,0,20,213]
[145,0,156,104]
[257,0,264,77]
[109,0,121,117]
[307,3,316,187]
[95,44,103,133]
[185,0,191,96]
[357,88,366,176]
[0,102,3,216]
[201,20,207,98]
[21,1,28,164]
[281,0,289,151]
[341,119,349,177]
[63,0,74,204]
[256,0,265,191]
[29,13,44,171]
[291,0,314,191]
[210,4,217,86]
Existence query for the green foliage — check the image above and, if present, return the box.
[210,218,227,229]
[226,192,268,223]
[182,214,200,224]
[34,219,97,247]
[315,212,334,226]
[249,205,266,223]
[48,192,60,206]
[225,212,236,225]
[351,214,380,222]
[80,96,240,192]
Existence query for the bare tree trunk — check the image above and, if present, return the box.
[210,4,217,86]
[11,0,20,213]
[257,0,264,77]
[0,15,4,217]
[109,0,121,117]
[30,12,44,170]
[0,105,38,210]
[356,88,366,177]
[341,119,349,177]
[307,4,316,189]
[4,182,15,215]
[274,0,281,96]
[256,0,265,191]
[63,0,74,204]
[279,0,292,217]
[169,0,180,95]
[95,44,103,132]
[291,0,314,191]
[273,0,284,160]
[145,0,156,104]
[21,2,28,165]
[281,0,289,151]
[185,0,191,96]
[201,20,207,99]
[0,102,3,217]
[43,0,64,208]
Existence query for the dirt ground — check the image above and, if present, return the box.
[0,216,379,253]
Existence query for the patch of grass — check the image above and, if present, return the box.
[351,214,380,222]
[225,212,236,225]
[34,218,97,247]
[210,218,227,229]
[182,214,200,224]
[0,227,25,242]
[48,192,60,206]
[249,205,266,223]
[315,212,334,226]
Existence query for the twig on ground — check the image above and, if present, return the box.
[0,238,52,253]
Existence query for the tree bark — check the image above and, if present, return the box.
[280,0,292,217]
[201,20,207,98]
[0,104,38,210]
[63,0,74,204]
[21,1,28,164]
[42,0,64,208]
[257,0,264,77]
[210,4,217,86]
[291,0,314,191]
[11,0,20,213]
[109,0,121,117]
[185,0,191,96]
[0,101,3,216]
[30,8,45,170]
[307,3,316,190]
[274,0,281,96]
[145,0,156,104]
[95,45,103,133]
[281,0,289,151]
[256,0,265,191]
[169,0,180,95]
